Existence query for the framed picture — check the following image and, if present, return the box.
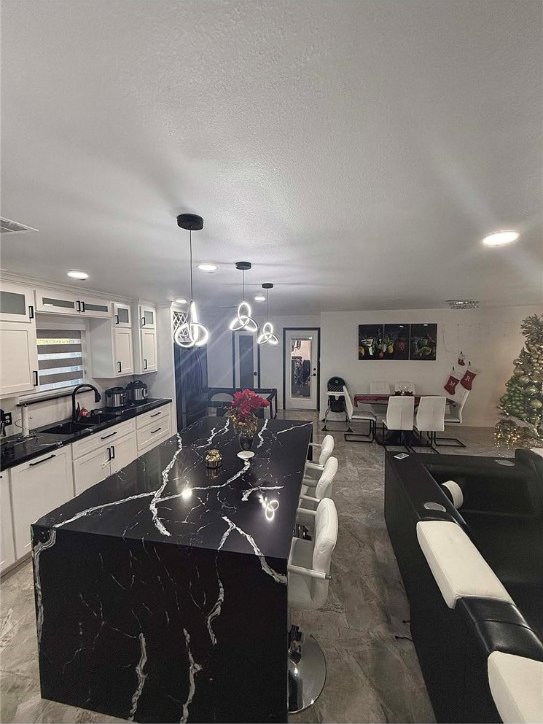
[409,323,437,360]
[358,324,383,360]
[382,324,410,360]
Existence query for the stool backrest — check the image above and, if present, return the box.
[318,435,335,466]
[386,395,415,431]
[416,396,446,432]
[315,456,338,500]
[312,498,338,607]
[343,386,354,420]
[370,381,391,394]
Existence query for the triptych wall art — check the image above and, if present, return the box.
[358,323,437,361]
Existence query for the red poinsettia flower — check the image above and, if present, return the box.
[229,389,269,424]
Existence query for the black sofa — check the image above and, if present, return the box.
[384,449,543,723]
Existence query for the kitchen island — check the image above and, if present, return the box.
[31,416,313,723]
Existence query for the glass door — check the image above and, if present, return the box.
[0,283,34,323]
[35,288,78,315]
[284,329,319,410]
[233,331,259,389]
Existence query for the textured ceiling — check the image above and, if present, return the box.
[1,0,542,313]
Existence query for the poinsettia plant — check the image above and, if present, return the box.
[227,389,269,434]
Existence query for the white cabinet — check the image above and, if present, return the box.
[73,423,137,495]
[90,319,134,378]
[0,282,35,323]
[35,288,112,318]
[134,302,158,374]
[1,471,16,573]
[136,404,172,454]
[0,322,39,397]
[10,447,74,559]
[113,302,131,328]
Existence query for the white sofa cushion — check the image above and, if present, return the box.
[488,651,543,723]
[416,520,513,608]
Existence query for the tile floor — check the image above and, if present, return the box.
[0,415,509,723]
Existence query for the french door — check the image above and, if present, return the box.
[233,331,260,389]
[284,329,320,410]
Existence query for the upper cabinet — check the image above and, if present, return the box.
[133,302,158,374]
[0,282,35,323]
[113,302,131,328]
[35,288,112,319]
[0,282,39,397]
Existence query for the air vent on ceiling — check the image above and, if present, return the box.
[0,217,38,234]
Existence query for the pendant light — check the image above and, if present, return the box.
[257,283,278,345]
[174,214,210,348]
[229,261,257,332]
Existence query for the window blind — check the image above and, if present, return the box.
[37,329,85,391]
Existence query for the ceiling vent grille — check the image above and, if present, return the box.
[0,217,38,234]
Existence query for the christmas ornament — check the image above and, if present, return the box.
[529,399,543,410]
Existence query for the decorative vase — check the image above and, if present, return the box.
[238,432,254,451]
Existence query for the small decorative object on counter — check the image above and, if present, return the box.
[227,389,270,450]
[205,449,223,469]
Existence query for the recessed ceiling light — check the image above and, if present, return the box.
[482,230,519,247]
[254,294,266,302]
[67,270,88,280]
[197,263,218,273]
[175,298,188,304]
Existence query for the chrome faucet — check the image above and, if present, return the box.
[71,384,101,422]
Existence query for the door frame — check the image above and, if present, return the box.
[231,331,261,388]
[282,327,320,411]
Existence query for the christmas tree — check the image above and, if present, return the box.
[495,314,543,448]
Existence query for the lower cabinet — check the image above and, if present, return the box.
[10,447,74,559]
[73,429,137,495]
[1,471,16,573]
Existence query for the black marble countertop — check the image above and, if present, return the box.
[35,417,313,562]
[0,398,172,471]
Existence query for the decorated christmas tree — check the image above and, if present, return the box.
[495,314,543,448]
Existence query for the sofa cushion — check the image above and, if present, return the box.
[488,651,543,723]
[416,520,513,608]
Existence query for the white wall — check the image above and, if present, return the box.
[206,312,320,409]
[320,305,542,427]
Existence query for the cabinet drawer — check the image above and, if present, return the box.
[137,414,171,451]
[71,418,136,459]
[137,427,171,456]
[136,404,171,430]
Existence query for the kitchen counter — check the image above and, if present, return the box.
[0,398,171,471]
[32,416,313,722]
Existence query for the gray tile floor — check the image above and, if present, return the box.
[0,416,508,723]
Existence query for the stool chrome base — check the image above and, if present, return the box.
[288,628,327,714]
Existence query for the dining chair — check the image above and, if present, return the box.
[304,435,335,482]
[412,396,446,452]
[436,388,469,448]
[288,498,338,714]
[343,386,376,443]
[394,381,416,394]
[370,381,392,394]
[299,459,337,513]
[301,455,338,499]
[379,395,415,449]
[208,392,233,417]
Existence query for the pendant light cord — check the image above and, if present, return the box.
[189,228,194,300]
[242,269,245,301]
[267,288,269,320]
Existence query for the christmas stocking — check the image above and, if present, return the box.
[460,366,478,390]
[444,370,460,396]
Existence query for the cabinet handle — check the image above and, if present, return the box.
[110,445,115,460]
[117,361,122,373]
[141,316,146,327]
[115,314,119,325]
[107,446,112,461]
[28,305,34,320]
[33,371,39,386]
[150,411,161,418]
[144,358,148,370]
[150,427,162,435]
[76,300,81,312]
[101,431,117,440]
[81,301,86,313]
[29,453,56,466]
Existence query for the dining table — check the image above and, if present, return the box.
[354,393,456,407]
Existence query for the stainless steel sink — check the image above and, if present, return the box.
[42,420,101,435]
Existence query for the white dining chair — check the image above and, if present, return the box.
[379,395,415,449]
[301,455,338,499]
[413,396,446,451]
[370,381,392,394]
[288,498,338,713]
[394,381,416,394]
[304,435,335,482]
[436,388,469,448]
[343,386,376,443]
[299,461,336,513]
